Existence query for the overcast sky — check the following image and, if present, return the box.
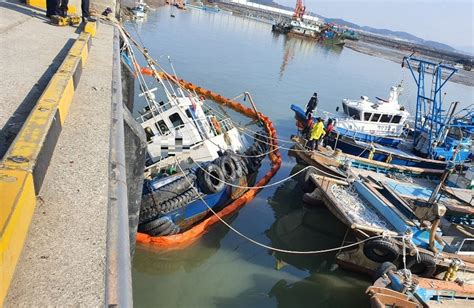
[276,0,474,52]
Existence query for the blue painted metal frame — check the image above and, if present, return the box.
[402,56,457,158]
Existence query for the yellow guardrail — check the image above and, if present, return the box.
[0,22,97,305]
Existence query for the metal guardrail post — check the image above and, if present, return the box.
[105,27,133,307]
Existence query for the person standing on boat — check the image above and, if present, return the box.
[322,118,334,147]
[309,118,325,150]
[305,93,318,117]
[302,113,314,140]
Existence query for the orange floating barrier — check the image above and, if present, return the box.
[136,73,282,249]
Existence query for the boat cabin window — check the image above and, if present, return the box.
[371,113,381,122]
[342,103,348,114]
[380,114,392,123]
[348,107,360,120]
[185,109,193,119]
[156,120,170,134]
[364,113,372,121]
[169,113,185,128]
[391,115,402,124]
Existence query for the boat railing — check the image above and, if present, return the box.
[137,100,176,122]
[160,120,204,145]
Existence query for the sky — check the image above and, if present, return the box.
[275,0,474,52]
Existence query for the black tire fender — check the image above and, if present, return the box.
[197,163,226,194]
[158,223,177,236]
[363,238,400,263]
[138,216,170,232]
[228,154,244,178]
[148,218,173,236]
[372,261,397,282]
[406,253,437,278]
[218,155,237,182]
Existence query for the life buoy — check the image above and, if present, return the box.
[197,163,225,194]
[406,253,436,278]
[363,238,400,263]
[218,155,237,182]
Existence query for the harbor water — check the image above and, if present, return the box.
[130,7,473,307]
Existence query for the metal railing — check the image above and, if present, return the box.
[105,28,133,307]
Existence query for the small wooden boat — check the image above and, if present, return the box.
[289,135,444,179]
[310,174,474,280]
[367,262,474,307]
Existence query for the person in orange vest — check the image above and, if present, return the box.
[309,118,326,150]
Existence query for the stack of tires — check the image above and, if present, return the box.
[138,173,198,236]
[197,151,248,194]
[363,238,437,278]
[242,131,269,174]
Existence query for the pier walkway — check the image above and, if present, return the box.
[1,1,132,305]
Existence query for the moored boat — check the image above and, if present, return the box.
[271,0,345,46]
[308,174,474,280]
[291,57,473,174]
[289,135,444,178]
[367,262,474,307]
[120,31,282,244]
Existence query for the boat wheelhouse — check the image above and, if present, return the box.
[334,85,410,138]
[137,86,248,168]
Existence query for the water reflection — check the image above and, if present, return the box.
[265,171,348,272]
[133,214,237,275]
[268,272,369,308]
[276,34,344,80]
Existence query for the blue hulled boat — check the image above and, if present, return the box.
[122,42,271,237]
[292,57,473,174]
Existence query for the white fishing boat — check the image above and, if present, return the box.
[291,85,410,147]
[120,33,275,238]
[333,85,410,138]
[137,80,250,168]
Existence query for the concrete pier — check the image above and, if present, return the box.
[1,1,135,305]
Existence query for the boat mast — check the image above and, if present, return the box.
[402,55,457,158]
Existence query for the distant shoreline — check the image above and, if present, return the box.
[216,2,474,87]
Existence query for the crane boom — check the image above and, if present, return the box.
[292,0,306,20]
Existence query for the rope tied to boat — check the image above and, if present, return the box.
[176,159,404,255]
[192,158,347,189]
[402,229,421,265]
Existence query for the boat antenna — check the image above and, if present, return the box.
[156,55,178,97]
[168,56,185,97]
